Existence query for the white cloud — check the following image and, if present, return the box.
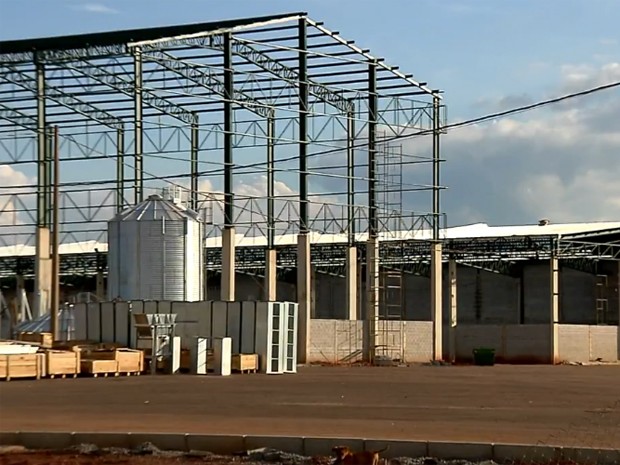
[431,61,620,226]
[73,2,118,14]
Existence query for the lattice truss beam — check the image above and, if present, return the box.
[0,233,618,278]
[0,12,446,252]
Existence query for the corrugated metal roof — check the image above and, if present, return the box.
[110,194,201,222]
[0,220,619,258]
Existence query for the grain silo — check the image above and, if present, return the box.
[107,194,203,301]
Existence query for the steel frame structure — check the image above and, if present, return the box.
[1,12,618,283]
[0,12,445,253]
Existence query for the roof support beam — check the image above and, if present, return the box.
[142,49,271,118]
[0,64,124,130]
[204,34,353,114]
[59,58,197,125]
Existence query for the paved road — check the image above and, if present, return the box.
[1,365,619,448]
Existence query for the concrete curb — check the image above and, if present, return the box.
[1,431,618,464]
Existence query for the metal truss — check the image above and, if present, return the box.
[59,58,196,125]
[0,63,124,130]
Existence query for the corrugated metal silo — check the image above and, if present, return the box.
[107,194,203,301]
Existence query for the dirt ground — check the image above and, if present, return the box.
[0,365,619,450]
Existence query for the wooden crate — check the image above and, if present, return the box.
[114,349,143,374]
[232,354,259,373]
[45,350,80,379]
[80,348,143,375]
[80,359,119,377]
[0,354,41,381]
[18,332,53,349]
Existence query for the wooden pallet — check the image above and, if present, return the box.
[45,350,80,379]
[0,354,42,381]
[232,354,259,374]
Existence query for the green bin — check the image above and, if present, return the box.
[472,347,496,366]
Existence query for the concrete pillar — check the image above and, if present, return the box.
[310,265,317,318]
[297,233,311,363]
[34,227,52,318]
[617,262,619,361]
[431,242,443,361]
[448,258,457,363]
[550,256,560,364]
[345,246,358,320]
[364,238,379,363]
[264,248,277,301]
[221,227,235,301]
[96,271,105,300]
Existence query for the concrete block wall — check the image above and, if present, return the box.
[308,319,433,364]
[557,324,618,363]
[455,324,551,363]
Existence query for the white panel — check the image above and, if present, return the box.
[73,303,88,340]
[227,302,242,353]
[114,302,130,346]
[255,301,269,372]
[100,302,115,343]
[240,301,257,354]
[212,301,228,338]
[212,337,232,376]
[170,336,181,374]
[192,337,209,375]
[284,302,298,373]
[86,303,101,342]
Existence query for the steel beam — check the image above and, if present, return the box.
[133,46,143,204]
[347,101,355,243]
[298,18,309,233]
[368,60,378,238]
[116,128,125,212]
[267,113,275,248]
[35,55,47,227]
[0,64,123,130]
[142,49,269,118]
[190,116,199,211]
[432,94,441,241]
[205,35,352,114]
[223,32,234,228]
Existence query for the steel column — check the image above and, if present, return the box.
[224,32,234,227]
[190,115,199,211]
[50,126,60,341]
[347,101,355,243]
[368,61,378,237]
[432,94,441,240]
[133,46,143,204]
[267,113,275,248]
[298,17,309,233]
[116,128,124,213]
[35,54,47,227]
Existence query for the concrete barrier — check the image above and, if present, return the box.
[244,435,304,454]
[364,439,427,458]
[185,434,244,454]
[428,441,493,461]
[493,443,562,463]
[303,437,364,457]
[0,431,619,464]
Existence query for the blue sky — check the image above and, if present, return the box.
[1,0,619,230]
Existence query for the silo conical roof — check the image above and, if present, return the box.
[110,194,200,222]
